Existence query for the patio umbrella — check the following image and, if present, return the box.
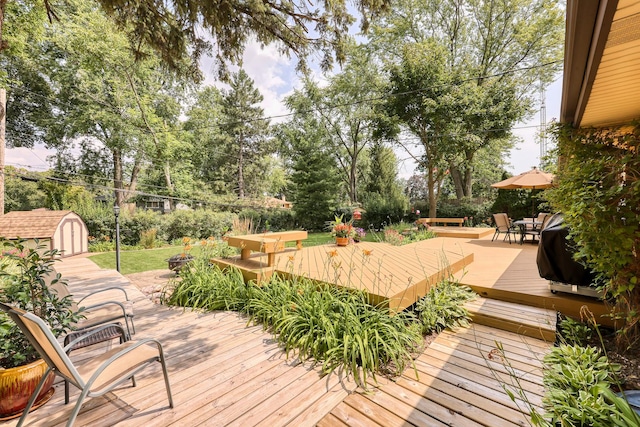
[491,166,554,190]
[491,167,555,216]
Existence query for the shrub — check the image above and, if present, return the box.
[161,209,236,241]
[415,281,476,335]
[539,345,637,427]
[247,275,422,388]
[120,210,163,245]
[164,263,249,311]
[361,193,408,230]
[239,208,297,232]
[139,228,159,249]
[438,198,495,227]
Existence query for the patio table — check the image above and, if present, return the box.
[512,219,542,244]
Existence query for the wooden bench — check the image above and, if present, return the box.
[416,217,464,227]
[226,230,308,267]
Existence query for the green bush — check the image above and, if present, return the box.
[248,275,421,388]
[547,123,640,347]
[164,262,249,311]
[415,281,476,334]
[238,208,297,232]
[362,193,408,230]
[539,345,638,427]
[161,209,237,241]
[120,210,163,245]
[437,198,495,227]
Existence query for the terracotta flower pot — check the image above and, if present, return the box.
[0,359,55,420]
[335,237,349,246]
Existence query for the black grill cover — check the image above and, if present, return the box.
[536,213,595,286]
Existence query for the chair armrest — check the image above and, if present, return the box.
[82,300,133,316]
[64,323,127,352]
[78,287,130,305]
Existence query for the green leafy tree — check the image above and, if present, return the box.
[362,143,408,224]
[295,47,384,204]
[220,69,271,198]
[381,41,455,217]
[371,0,564,199]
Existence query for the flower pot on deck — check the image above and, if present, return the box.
[0,359,55,420]
[335,237,349,246]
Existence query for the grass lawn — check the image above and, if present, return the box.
[90,231,385,275]
[89,246,189,274]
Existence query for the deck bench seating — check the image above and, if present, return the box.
[416,217,464,227]
[226,230,308,267]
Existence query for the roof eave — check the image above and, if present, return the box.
[560,0,619,127]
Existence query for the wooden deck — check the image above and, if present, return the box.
[216,239,475,312]
[1,255,554,427]
[2,232,611,426]
[450,236,611,327]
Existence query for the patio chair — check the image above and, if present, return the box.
[523,213,552,243]
[0,302,173,427]
[492,213,519,243]
[49,275,136,339]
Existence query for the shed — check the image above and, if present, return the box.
[0,209,89,257]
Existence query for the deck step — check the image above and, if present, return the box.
[464,297,557,342]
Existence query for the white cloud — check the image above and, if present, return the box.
[5,146,54,171]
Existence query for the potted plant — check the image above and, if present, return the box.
[328,215,355,246]
[167,237,195,272]
[0,239,81,419]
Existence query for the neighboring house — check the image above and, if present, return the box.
[0,209,89,257]
[264,196,293,209]
[561,0,640,127]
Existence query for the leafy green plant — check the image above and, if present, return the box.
[415,280,476,334]
[548,123,640,348]
[559,316,593,346]
[164,262,249,311]
[140,228,159,249]
[539,344,633,427]
[247,275,421,388]
[0,239,82,368]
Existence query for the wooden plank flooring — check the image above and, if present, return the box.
[216,239,475,312]
[452,237,611,326]
[322,323,551,427]
[0,257,358,427]
[2,233,586,426]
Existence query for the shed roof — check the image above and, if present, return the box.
[0,209,75,239]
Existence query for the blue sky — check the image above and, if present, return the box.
[6,40,563,179]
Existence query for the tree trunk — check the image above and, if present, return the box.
[350,153,358,204]
[449,165,465,199]
[238,134,245,198]
[0,88,5,215]
[427,166,437,218]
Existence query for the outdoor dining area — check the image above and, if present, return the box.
[491,167,555,245]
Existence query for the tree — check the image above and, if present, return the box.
[361,142,408,228]
[295,47,384,204]
[371,0,564,198]
[90,0,391,78]
[35,1,189,206]
[220,69,270,198]
[382,41,456,217]
[277,117,341,231]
